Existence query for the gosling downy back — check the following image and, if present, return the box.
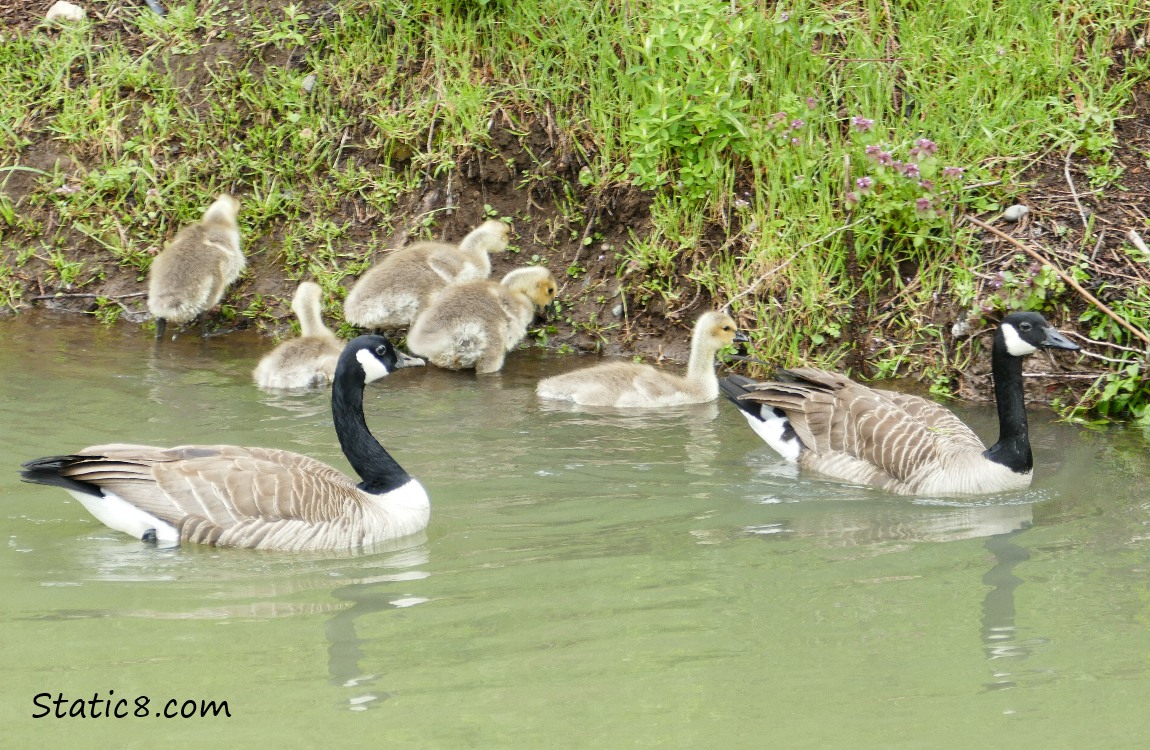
[721,311,1080,496]
[147,194,244,338]
[406,265,557,374]
[537,311,744,407]
[343,220,512,330]
[253,282,344,389]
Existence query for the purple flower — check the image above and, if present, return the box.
[806,97,818,110]
[790,118,805,130]
[855,176,873,193]
[780,12,790,21]
[851,116,874,132]
[941,166,965,179]
[865,144,882,159]
[790,137,801,145]
[910,138,937,159]
[915,197,933,213]
[771,112,788,124]
[918,179,935,191]
[877,151,894,166]
[900,162,920,178]
[845,191,860,206]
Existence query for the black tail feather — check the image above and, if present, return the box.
[719,375,764,420]
[19,455,105,497]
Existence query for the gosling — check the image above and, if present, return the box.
[147,194,244,339]
[343,220,512,331]
[536,311,745,407]
[406,266,557,374]
[253,282,343,389]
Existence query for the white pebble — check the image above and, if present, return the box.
[1002,204,1030,222]
[45,1,86,22]
[301,74,317,93]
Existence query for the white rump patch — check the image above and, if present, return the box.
[67,490,179,543]
[1000,324,1038,356]
[739,409,802,462]
[356,348,392,383]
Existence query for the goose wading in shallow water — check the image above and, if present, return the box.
[253,281,345,390]
[406,265,558,374]
[720,311,1080,496]
[536,311,747,407]
[343,219,512,332]
[20,336,429,551]
[147,193,245,339]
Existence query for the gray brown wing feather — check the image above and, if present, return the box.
[738,368,979,483]
[62,444,365,530]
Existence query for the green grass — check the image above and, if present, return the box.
[1,0,1148,418]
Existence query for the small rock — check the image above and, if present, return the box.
[951,319,971,339]
[45,1,86,22]
[1002,204,1029,222]
[611,303,624,318]
[301,74,317,93]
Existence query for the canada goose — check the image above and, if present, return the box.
[252,282,343,389]
[406,266,557,373]
[147,194,244,339]
[720,311,1080,496]
[20,336,429,551]
[536,311,746,407]
[343,220,512,331]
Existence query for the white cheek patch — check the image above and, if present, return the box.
[1001,324,1038,356]
[356,348,392,383]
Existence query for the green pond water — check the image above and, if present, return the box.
[1,312,1148,748]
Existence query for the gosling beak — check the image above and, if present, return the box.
[396,350,426,368]
[1041,327,1080,351]
[734,331,750,344]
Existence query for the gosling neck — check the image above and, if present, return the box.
[686,328,719,387]
[295,297,334,340]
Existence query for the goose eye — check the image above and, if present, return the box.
[375,345,388,356]
[1019,322,1032,332]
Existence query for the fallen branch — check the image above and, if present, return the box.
[1064,148,1090,230]
[964,215,1150,350]
[30,292,148,301]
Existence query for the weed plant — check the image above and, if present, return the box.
[0,0,1147,419]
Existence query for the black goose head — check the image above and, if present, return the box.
[340,335,422,384]
[997,312,1080,357]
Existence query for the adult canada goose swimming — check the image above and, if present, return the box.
[720,311,1080,496]
[253,282,343,389]
[343,219,512,331]
[20,336,429,551]
[536,311,746,407]
[406,266,558,374]
[147,194,244,339]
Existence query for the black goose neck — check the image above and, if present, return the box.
[331,359,410,494]
[983,333,1033,473]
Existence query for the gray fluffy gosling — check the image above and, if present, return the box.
[406,266,558,374]
[343,220,512,331]
[147,194,244,339]
[20,336,428,552]
[252,282,343,389]
[537,311,746,407]
[720,311,1080,496]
